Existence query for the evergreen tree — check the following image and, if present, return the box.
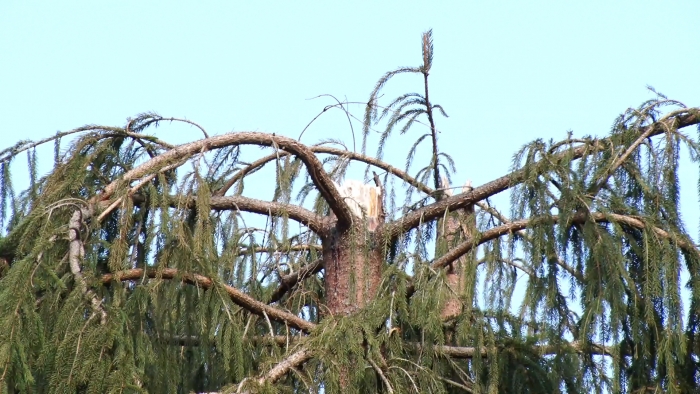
[1,30,699,393]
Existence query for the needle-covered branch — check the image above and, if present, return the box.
[385,108,700,238]
[101,268,317,333]
[432,211,700,270]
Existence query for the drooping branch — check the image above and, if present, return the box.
[207,196,328,235]
[385,109,700,238]
[101,268,317,333]
[96,132,355,229]
[0,125,122,164]
[129,193,328,235]
[432,211,700,271]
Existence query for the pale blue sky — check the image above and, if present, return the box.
[1,1,699,228]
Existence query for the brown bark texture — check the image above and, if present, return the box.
[323,180,384,315]
[437,179,475,321]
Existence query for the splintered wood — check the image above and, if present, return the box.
[333,180,382,231]
[324,180,385,315]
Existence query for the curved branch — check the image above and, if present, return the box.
[215,145,433,197]
[129,193,328,235]
[385,109,700,238]
[101,268,316,333]
[432,211,700,270]
[96,132,355,229]
[208,196,328,235]
[0,125,123,164]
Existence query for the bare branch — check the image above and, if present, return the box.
[237,244,321,256]
[101,268,316,333]
[432,340,615,359]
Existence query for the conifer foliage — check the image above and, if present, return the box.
[1,31,700,393]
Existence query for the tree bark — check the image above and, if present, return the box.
[323,180,384,316]
[437,179,475,321]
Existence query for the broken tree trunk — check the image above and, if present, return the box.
[437,178,475,321]
[323,180,384,316]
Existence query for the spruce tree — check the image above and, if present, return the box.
[1,30,699,393]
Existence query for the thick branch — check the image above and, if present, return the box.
[101,268,316,333]
[96,132,355,229]
[130,193,328,236]
[385,109,700,238]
